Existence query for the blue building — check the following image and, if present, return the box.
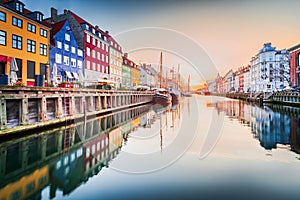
[49,19,84,84]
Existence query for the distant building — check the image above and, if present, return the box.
[288,44,300,87]
[139,64,155,88]
[131,63,140,87]
[206,80,216,93]
[223,69,235,92]
[250,43,290,92]
[48,19,84,84]
[0,0,51,86]
[107,32,122,89]
[122,53,132,89]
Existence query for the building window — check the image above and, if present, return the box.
[102,43,104,50]
[12,34,22,50]
[27,23,36,33]
[55,53,62,64]
[101,54,104,61]
[65,33,70,41]
[298,54,300,67]
[92,50,95,58]
[78,60,83,68]
[106,56,108,63]
[97,40,100,48]
[57,41,62,49]
[27,61,35,79]
[86,60,90,69]
[97,64,100,71]
[40,28,47,37]
[86,47,90,56]
[64,44,69,51]
[0,11,6,22]
[86,34,90,43]
[71,58,76,67]
[40,43,47,56]
[78,49,83,57]
[92,38,95,46]
[12,17,22,28]
[0,30,6,46]
[92,62,96,71]
[106,45,108,52]
[71,46,75,54]
[63,56,69,65]
[15,2,24,13]
[97,52,100,60]
[27,39,36,53]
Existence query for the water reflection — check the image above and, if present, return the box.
[0,103,180,199]
[210,99,300,153]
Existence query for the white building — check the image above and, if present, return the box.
[250,43,290,92]
[223,70,235,92]
[139,65,155,88]
[243,68,250,93]
[207,80,216,93]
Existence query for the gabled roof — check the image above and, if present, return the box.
[70,11,93,28]
[51,19,67,36]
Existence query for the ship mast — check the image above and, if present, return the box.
[160,52,163,88]
[188,74,191,93]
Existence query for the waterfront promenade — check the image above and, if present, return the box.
[0,86,154,136]
[212,91,300,107]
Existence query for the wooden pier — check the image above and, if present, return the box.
[0,86,154,135]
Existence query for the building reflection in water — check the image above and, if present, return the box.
[0,103,180,200]
[209,99,300,153]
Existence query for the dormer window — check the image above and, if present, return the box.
[36,13,43,22]
[15,2,24,13]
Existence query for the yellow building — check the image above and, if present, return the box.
[131,64,140,87]
[0,0,50,86]
[0,166,49,200]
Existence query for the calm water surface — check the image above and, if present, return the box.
[0,96,300,200]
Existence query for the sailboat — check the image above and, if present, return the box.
[153,52,172,105]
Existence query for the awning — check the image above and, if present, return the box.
[72,72,79,79]
[65,71,73,79]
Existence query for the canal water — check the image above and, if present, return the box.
[0,96,300,200]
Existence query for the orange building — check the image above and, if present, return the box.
[0,0,50,86]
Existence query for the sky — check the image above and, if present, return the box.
[21,0,300,85]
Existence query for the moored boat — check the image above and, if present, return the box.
[153,88,172,105]
[169,87,181,104]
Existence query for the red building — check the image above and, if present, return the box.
[288,44,300,87]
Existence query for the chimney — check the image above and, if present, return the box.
[64,9,68,14]
[105,30,109,35]
[51,7,58,23]
[124,53,128,58]
[95,25,99,30]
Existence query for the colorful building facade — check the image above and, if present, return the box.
[107,33,123,88]
[131,62,140,87]
[288,44,300,87]
[45,8,110,84]
[49,19,84,84]
[122,53,132,89]
[0,0,50,86]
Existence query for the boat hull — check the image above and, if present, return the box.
[153,94,172,106]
